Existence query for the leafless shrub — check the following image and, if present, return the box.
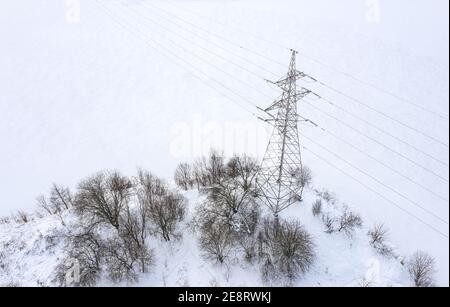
[0,216,10,225]
[312,199,322,217]
[322,214,336,234]
[358,277,373,287]
[368,224,388,245]
[259,218,315,282]
[337,210,362,236]
[0,251,7,273]
[37,184,74,215]
[174,163,194,191]
[17,211,29,223]
[368,224,393,256]
[287,166,313,202]
[34,210,45,219]
[74,171,133,229]
[2,281,21,288]
[137,170,186,241]
[199,219,236,264]
[408,251,436,287]
[315,189,337,204]
[298,166,313,188]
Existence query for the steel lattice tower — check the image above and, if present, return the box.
[256,50,314,216]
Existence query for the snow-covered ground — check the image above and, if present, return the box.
[0,186,410,287]
[0,0,448,285]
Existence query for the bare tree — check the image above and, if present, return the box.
[137,170,186,241]
[104,235,150,283]
[57,203,153,286]
[408,251,436,287]
[192,159,209,190]
[196,157,261,263]
[151,193,186,241]
[205,149,226,185]
[234,206,260,262]
[259,218,315,282]
[199,219,235,264]
[37,184,74,215]
[50,184,73,211]
[174,163,193,191]
[74,171,133,229]
[55,229,105,287]
[190,149,227,190]
[200,176,260,236]
[119,203,152,273]
[37,195,53,215]
[226,155,258,192]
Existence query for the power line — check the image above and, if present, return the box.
[302,145,449,239]
[120,0,450,201]
[121,2,276,83]
[316,81,449,148]
[140,0,287,68]
[92,1,259,118]
[141,0,449,148]
[298,116,449,203]
[93,1,449,240]
[159,0,292,54]
[116,1,450,196]
[110,1,275,103]
[299,88,449,167]
[101,0,449,188]
[125,0,449,150]
[300,133,448,225]
[303,99,449,183]
[298,52,449,122]
[123,1,280,79]
[161,0,449,122]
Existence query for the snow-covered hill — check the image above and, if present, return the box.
[0,0,448,285]
[0,184,411,287]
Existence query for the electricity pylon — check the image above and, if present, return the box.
[256,50,316,217]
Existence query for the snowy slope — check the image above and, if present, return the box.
[0,0,448,285]
[0,186,410,287]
